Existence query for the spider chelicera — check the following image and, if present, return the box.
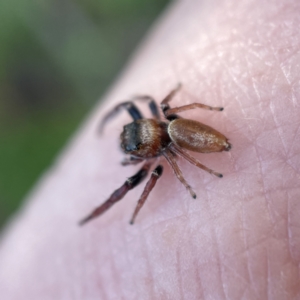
[79,84,231,225]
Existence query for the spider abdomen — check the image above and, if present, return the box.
[168,118,231,153]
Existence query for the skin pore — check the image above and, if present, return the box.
[0,0,300,299]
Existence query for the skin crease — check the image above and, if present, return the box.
[0,0,300,299]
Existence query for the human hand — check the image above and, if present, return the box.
[1,0,299,299]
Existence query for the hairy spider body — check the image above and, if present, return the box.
[79,84,231,226]
[121,118,230,158]
[121,119,170,157]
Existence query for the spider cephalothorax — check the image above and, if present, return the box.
[80,84,231,225]
[121,119,170,157]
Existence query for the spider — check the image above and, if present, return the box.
[79,84,231,225]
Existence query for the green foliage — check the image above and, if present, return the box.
[0,107,89,227]
[0,0,170,228]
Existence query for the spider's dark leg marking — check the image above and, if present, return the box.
[99,101,143,133]
[130,165,163,225]
[170,144,223,178]
[165,103,223,117]
[160,83,182,121]
[163,148,196,199]
[131,95,160,119]
[121,156,144,166]
[79,162,152,225]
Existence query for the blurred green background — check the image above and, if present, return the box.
[0,0,170,229]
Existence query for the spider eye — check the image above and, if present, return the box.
[123,142,142,152]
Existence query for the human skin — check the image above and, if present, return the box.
[1,0,300,299]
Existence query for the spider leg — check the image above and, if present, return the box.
[99,101,143,134]
[170,144,223,178]
[131,95,160,119]
[160,83,182,121]
[121,156,144,166]
[79,161,152,225]
[165,102,223,117]
[161,83,182,107]
[129,165,163,224]
[163,149,196,199]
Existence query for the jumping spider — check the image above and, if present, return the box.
[80,84,231,225]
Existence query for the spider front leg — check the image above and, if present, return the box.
[79,161,152,225]
[99,101,143,134]
[131,95,160,119]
